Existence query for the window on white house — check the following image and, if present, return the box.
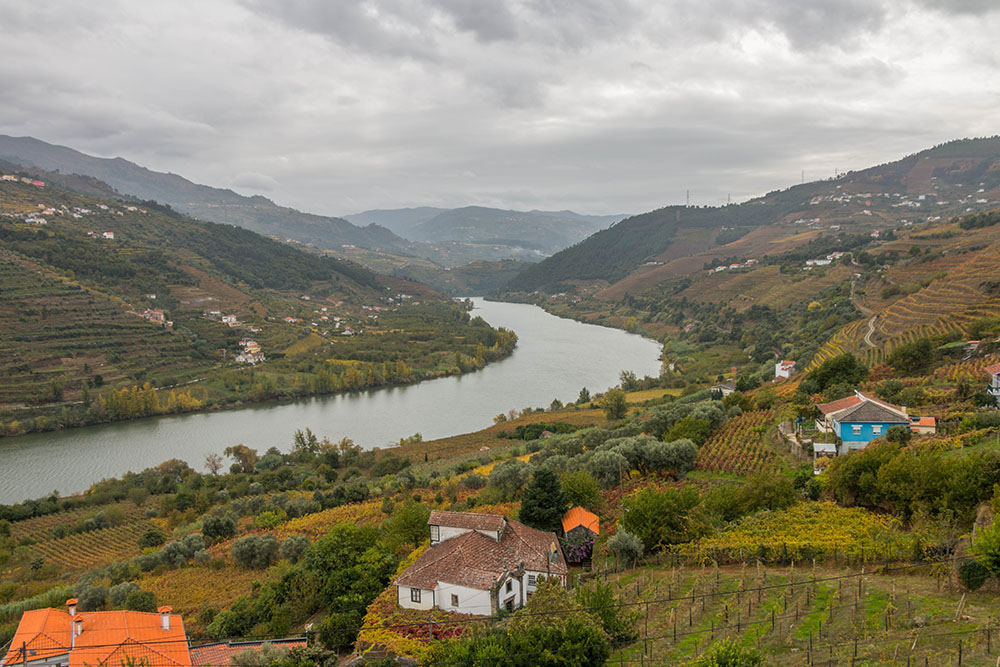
[527,574,537,586]
[430,525,440,542]
[852,425,862,435]
[411,588,421,603]
[506,580,513,593]
[873,425,882,436]
[451,594,459,607]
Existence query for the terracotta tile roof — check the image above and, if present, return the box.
[3,608,191,667]
[985,363,1000,376]
[911,416,937,428]
[2,608,71,666]
[427,510,505,532]
[189,639,306,667]
[816,395,862,415]
[562,507,600,536]
[397,519,567,592]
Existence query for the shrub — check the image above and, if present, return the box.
[124,590,158,613]
[602,388,628,420]
[606,529,643,567]
[138,526,167,549]
[109,582,140,607]
[688,638,763,666]
[232,535,280,569]
[971,521,1000,575]
[560,470,601,510]
[459,473,487,489]
[585,450,629,489]
[958,559,990,592]
[488,459,532,498]
[575,582,640,646]
[280,536,310,564]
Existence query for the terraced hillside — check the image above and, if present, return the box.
[0,254,202,407]
[0,174,517,434]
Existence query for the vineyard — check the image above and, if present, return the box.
[695,409,782,476]
[274,499,386,539]
[600,560,999,665]
[7,501,148,542]
[27,519,153,571]
[141,564,278,637]
[807,243,1000,371]
[675,502,913,565]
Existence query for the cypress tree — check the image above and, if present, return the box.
[519,468,568,533]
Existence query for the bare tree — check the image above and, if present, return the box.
[205,452,223,475]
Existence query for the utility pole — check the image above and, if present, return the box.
[686,189,690,207]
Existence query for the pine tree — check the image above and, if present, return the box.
[519,468,567,534]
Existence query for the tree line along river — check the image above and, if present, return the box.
[0,298,663,503]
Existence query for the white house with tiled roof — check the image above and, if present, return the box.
[395,511,567,616]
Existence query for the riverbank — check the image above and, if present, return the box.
[0,311,517,439]
[0,299,663,501]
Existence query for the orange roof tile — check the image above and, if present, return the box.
[562,506,600,536]
[815,395,862,415]
[985,363,1000,376]
[3,608,191,667]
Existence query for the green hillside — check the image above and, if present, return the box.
[0,135,408,252]
[0,172,516,435]
[506,137,1000,294]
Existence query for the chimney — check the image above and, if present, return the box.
[66,598,78,617]
[158,606,172,631]
[72,618,83,647]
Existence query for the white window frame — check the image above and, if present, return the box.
[527,574,537,586]
[872,425,882,436]
[430,525,440,543]
[451,594,459,607]
[410,588,421,603]
[852,425,862,436]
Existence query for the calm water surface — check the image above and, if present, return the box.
[0,299,661,502]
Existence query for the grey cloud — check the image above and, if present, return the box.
[436,0,519,42]
[238,0,441,61]
[231,172,278,192]
[912,0,1000,14]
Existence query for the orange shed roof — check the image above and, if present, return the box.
[562,506,600,536]
[3,608,191,667]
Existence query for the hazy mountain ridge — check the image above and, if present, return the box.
[346,205,624,251]
[0,135,408,252]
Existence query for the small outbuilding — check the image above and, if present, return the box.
[562,506,600,542]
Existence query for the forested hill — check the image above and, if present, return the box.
[505,202,787,292]
[0,169,519,435]
[506,136,1000,294]
[0,134,407,253]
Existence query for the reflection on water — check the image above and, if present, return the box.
[0,299,661,502]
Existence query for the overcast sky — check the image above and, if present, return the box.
[2,1,999,217]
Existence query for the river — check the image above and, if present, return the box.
[0,299,662,503]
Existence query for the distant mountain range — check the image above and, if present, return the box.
[0,135,624,269]
[0,135,407,252]
[345,206,624,251]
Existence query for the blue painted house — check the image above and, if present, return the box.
[828,392,910,455]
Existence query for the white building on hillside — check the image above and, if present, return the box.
[394,511,567,616]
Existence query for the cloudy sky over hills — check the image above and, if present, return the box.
[2,0,999,215]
